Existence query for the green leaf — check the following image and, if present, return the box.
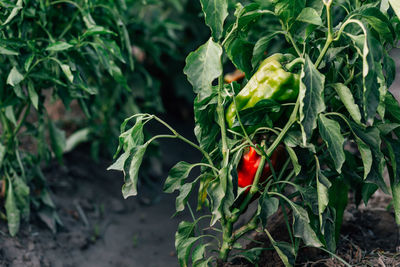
[351,123,387,194]
[329,178,348,242]
[331,83,362,124]
[299,55,325,144]
[376,122,400,135]
[389,0,400,20]
[121,144,148,198]
[12,175,30,220]
[348,31,382,125]
[292,203,323,247]
[64,128,91,153]
[383,138,400,225]
[60,64,74,83]
[252,32,280,68]
[285,145,301,175]
[392,181,400,225]
[362,183,378,204]
[184,38,223,95]
[175,221,201,267]
[232,99,280,130]
[7,66,24,87]
[108,151,130,171]
[236,247,264,264]
[27,80,39,110]
[208,167,228,226]
[385,92,400,123]
[224,37,254,76]
[271,241,295,267]
[176,182,195,213]
[108,61,128,90]
[355,137,372,180]
[164,161,196,193]
[194,88,219,152]
[296,7,323,26]
[258,195,279,228]
[5,106,17,126]
[0,143,5,167]
[284,130,316,152]
[116,117,145,157]
[365,36,386,122]
[46,41,73,52]
[24,54,34,72]
[321,207,336,252]
[264,229,295,267]
[273,0,305,25]
[381,0,390,13]
[5,178,20,236]
[200,0,228,40]
[358,7,395,43]
[192,243,210,265]
[48,120,66,163]
[316,169,331,230]
[82,26,116,39]
[0,45,19,55]
[318,114,345,173]
[2,0,22,25]
[383,52,396,88]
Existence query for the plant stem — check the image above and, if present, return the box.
[232,214,258,241]
[14,102,31,136]
[218,151,266,262]
[285,57,304,71]
[315,1,333,68]
[217,75,229,163]
[0,110,12,145]
[286,31,302,57]
[219,221,233,262]
[266,98,299,157]
[151,116,217,176]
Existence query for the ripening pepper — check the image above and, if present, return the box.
[226,54,300,128]
[237,145,286,191]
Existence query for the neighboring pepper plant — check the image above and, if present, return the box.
[0,0,188,236]
[111,0,400,266]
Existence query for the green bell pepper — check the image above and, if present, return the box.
[226,53,300,128]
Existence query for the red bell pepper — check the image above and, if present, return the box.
[237,145,285,191]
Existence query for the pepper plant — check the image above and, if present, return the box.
[111,0,400,266]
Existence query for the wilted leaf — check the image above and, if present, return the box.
[175,221,201,267]
[184,38,223,95]
[121,144,148,198]
[164,161,196,193]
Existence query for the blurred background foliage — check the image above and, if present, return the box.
[0,0,212,235]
